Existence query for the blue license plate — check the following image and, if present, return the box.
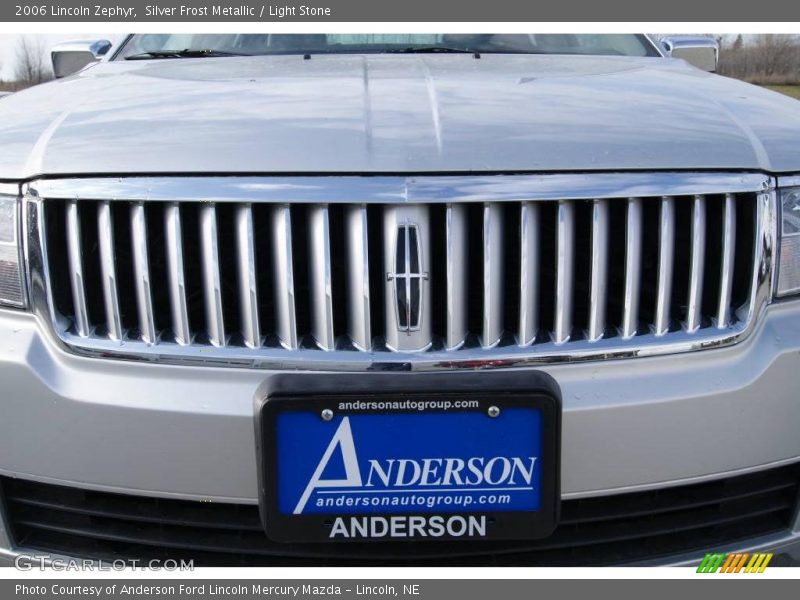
[259,386,560,543]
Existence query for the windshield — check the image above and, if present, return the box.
[116,34,660,59]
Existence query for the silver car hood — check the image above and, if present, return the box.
[1,53,800,179]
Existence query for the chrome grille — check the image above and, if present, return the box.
[25,173,775,370]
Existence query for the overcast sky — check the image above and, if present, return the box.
[0,34,122,80]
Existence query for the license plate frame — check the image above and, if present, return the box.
[256,372,561,544]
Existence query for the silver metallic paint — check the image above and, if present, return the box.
[1,299,799,503]
[0,49,798,564]
[1,55,800,178]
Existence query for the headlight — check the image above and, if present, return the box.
[0,191,26,308]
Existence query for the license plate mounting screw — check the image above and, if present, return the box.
[321,408,334,421]
[487,405,500,418]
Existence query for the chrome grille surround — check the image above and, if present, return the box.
[23,172,776,371]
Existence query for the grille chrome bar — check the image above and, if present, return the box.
[30,173,771,204]
[97,201,123,342]
[553,201,575,345]
[588,199,609,342]
[518,202,540,347]
[653,197,675,337]
[27,174,776,372]
[685,195,707,333]
[717,193,737,329]
[130,202,156,345]
[308,205,335,351]
[271,205,298,350]
[235,205,261,349]
[621,198,643,340]
[445,203,468,350]
[741,192,773,327]
[482,203,504,349]
[199,204,225,347]
[65,200,91,338]
[164,203,191,346]
[345,205,371,352]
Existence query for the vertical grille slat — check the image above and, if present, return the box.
[553,201,575,345]
[588,199,609,342]
[685,195,707,333]
[518,202,540,347]
[653,197,676,337]
[38,177,767,365]
[199,204,225,347]
[130,202,157,345]
[621,198,643,340]
[482,203,504,349]
[271,205,298,350]
[97,201,123,341]
[345,205,371,352]
[445,204,468,350]
[65,200,91,338]
[164,203,191,346]
[741,193,766,321]
[308,205,335,351]
[235,204,261,349]
[717,193,737,329]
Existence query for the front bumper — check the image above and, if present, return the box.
[1,299,800,565]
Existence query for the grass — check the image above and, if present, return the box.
[763,85,800,100]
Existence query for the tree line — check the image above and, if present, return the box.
[0,36,53,92]
[717,34,800,85]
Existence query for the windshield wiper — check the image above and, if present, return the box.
[125,49,249,60]
[393,46,478,54]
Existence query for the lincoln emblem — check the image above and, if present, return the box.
[387,222,428,333]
